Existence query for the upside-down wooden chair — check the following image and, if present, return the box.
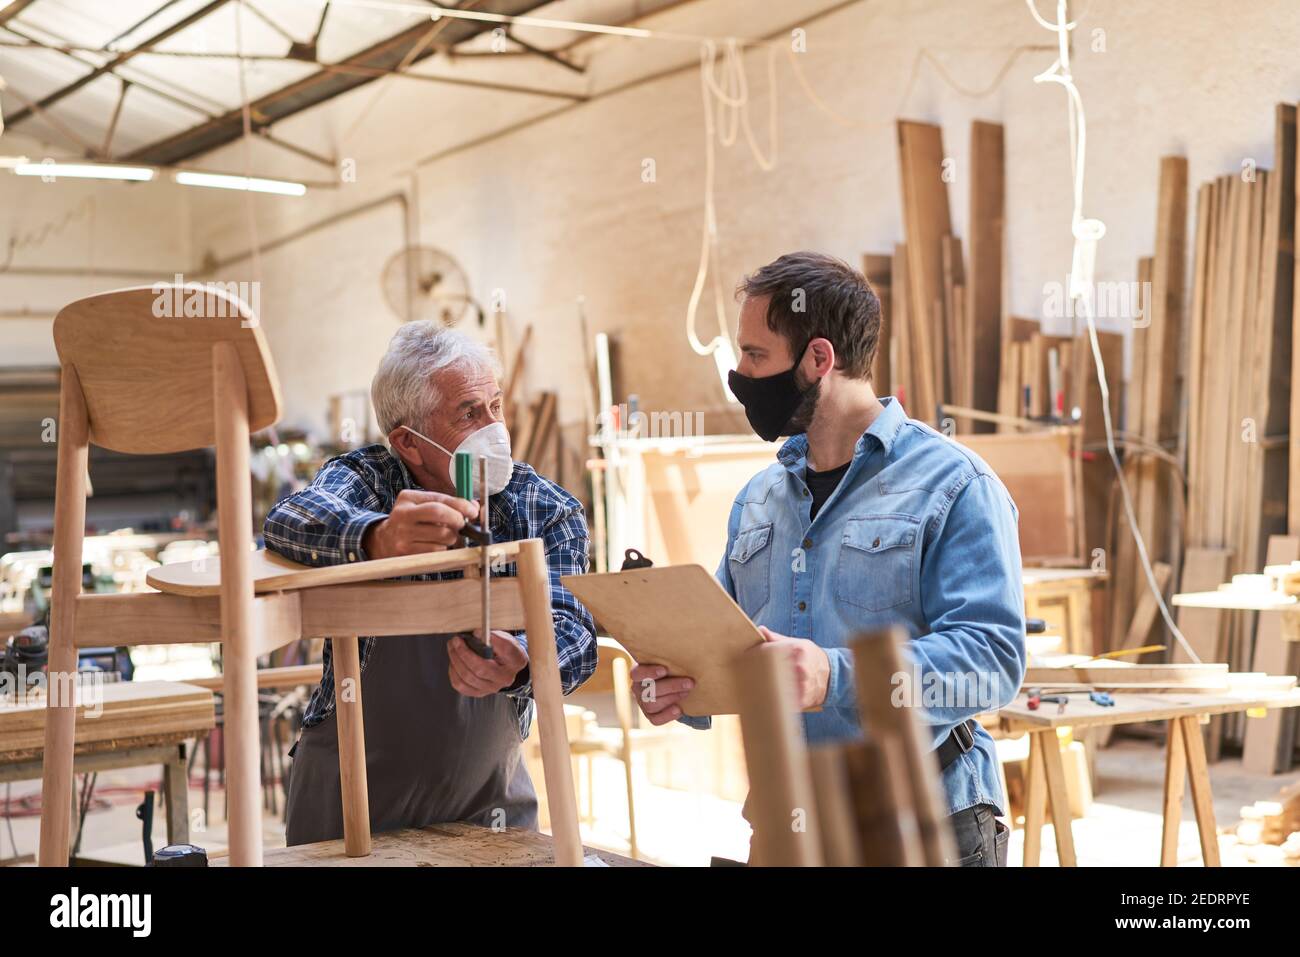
[39,286,582,867]
[738,626,955,866]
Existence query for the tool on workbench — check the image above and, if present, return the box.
[1089,691,1115,707]
[455,451,494,661]
[1090,645,1165,661]
[1026,688,1070,713]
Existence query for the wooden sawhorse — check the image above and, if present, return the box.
[1000,689,1300,866]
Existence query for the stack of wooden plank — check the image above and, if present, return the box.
[1180,105,1297,765]
[862,254,891,397]
[1106,157,1189,658]
[995,317,1116,423]
[890,119,1002,428]
[0,680,215,758]
[515,391,560,481]
[1186,113,1293,586]
[1236,783,1300,847]
[1023,658,1295,693]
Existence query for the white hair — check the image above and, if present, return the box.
[371,322,502,436]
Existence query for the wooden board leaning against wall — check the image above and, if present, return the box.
[1176,104,1298,762]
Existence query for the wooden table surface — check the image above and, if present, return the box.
[238,822,649,867]
[0,728,202,767]
[1000,687,1300,731]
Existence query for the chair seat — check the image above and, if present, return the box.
[146,542,525,597]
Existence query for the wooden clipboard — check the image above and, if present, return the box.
[562,564,764,716]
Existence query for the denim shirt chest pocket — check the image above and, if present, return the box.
[729,521,773,616]
[835,514,920,612]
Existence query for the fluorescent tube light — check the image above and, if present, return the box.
[13,162,154,181]
[174,171,307,196]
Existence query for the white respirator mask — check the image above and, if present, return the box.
[400,421,514,497]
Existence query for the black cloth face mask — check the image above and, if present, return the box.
[727,348,817,442]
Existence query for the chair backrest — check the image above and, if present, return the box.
[52,284,281,454]
[579,636,634,696]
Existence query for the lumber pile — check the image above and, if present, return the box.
[0,680,215,758]
[862,254,891,397]
[993,318,1123,575]
[889,119,1003,428]
[515,390,560,481]
[1237,787,1300,844]
[1104,157,1188,661]
[1022,659,1295,693]
[501,320,564,483]
[1186,115,1293,587]
[997,318,1074,422]
[1234,783,1300,862]
[1178,106,1297,765]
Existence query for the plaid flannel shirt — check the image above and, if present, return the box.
[263,445,597,737]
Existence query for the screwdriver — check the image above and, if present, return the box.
[454,450,493,660]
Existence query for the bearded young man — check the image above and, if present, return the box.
[632,251,1026,866]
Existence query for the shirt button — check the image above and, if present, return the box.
[802,537,812,549]
[803,488,810,496]
[798,601,807,611]
[311,550,318,561]
[348,551,357,561]
[872,538,881,548]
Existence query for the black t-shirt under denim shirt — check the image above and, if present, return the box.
[805,461,851,520]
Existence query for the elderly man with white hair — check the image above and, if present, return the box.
[265,321,597,846]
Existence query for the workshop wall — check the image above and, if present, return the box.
[8,0,1300,445]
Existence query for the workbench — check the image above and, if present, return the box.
[0,680,216,858]
[228,822,648,867]
[998,687,1300,866]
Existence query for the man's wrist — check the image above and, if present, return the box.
[361,520,385,559]
[343,511,389,562]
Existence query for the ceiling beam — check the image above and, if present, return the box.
[6,0,231,125]
[122,0,553,167]
[2,22,220,122]
[0,0,42,27]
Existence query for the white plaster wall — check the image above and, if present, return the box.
[0,128,194,365]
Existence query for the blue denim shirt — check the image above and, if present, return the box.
[700,397,1026,817]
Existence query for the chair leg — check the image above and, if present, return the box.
[212,341,263,866]
[622,748,638,860]
[517,538,583,866]
[38,363,89,867]
[332,636,371,857]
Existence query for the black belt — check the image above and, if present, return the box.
[936,720,977,771]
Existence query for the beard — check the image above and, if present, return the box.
[781,366,821,436]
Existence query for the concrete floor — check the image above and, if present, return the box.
[2,736,1296,867]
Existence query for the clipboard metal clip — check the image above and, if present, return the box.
[620,548,654,570]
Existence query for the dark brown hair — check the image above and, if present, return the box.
[736,251,881,380]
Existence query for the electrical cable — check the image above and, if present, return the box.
[1026,0,1198,662]
[684,39,779,358]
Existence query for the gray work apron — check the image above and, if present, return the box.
[283,632,537,846]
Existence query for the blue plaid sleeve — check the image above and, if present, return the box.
[505,498,598,701]
[263,455,390,566]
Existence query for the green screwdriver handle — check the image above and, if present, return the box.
[454,450,474,499]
